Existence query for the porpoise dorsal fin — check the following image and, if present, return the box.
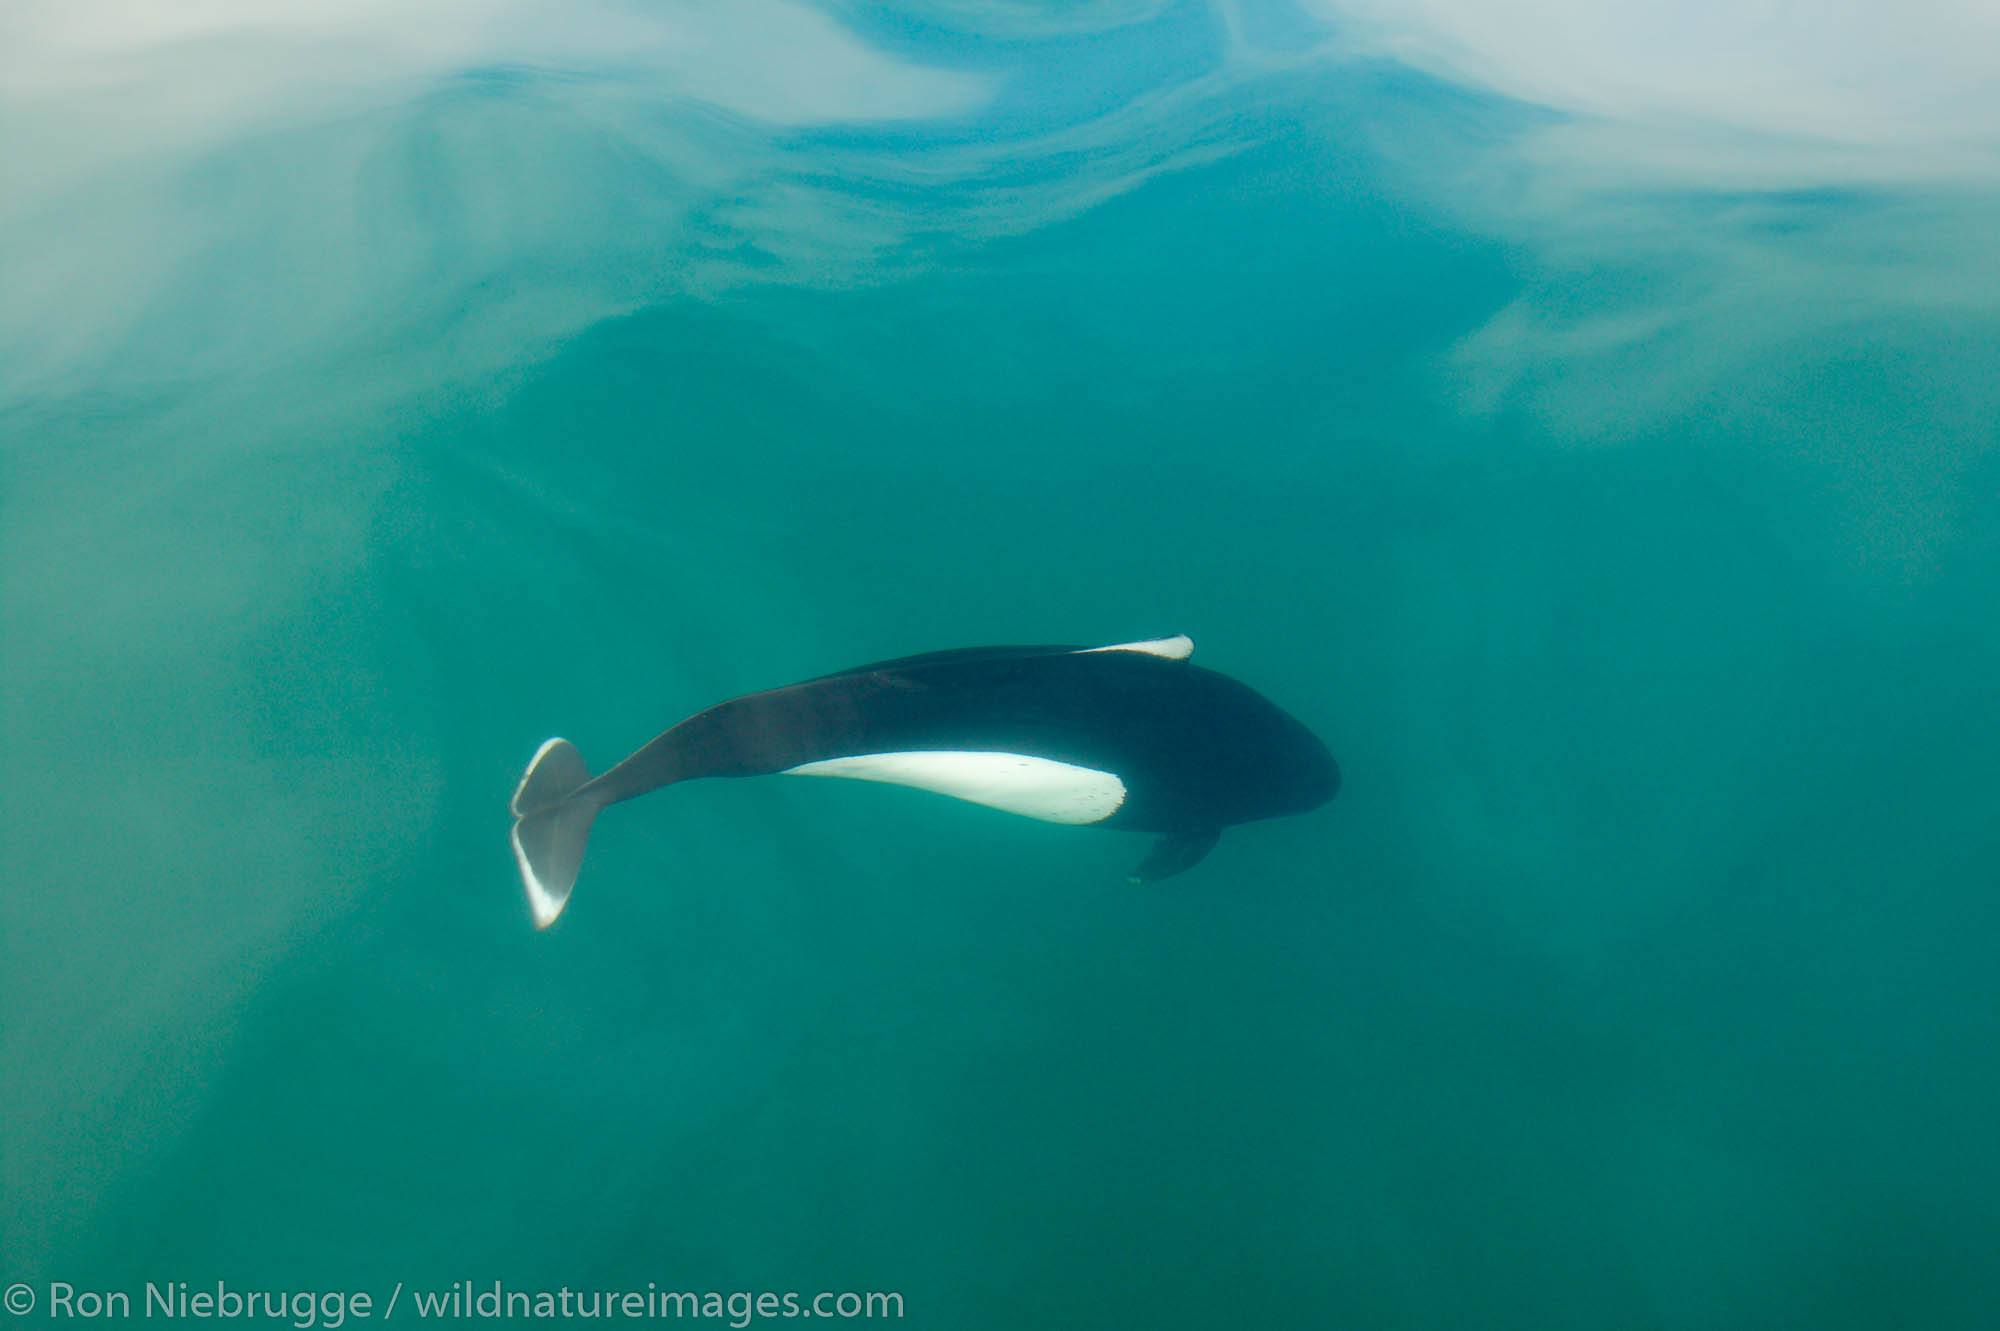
[1081,634,1193,660]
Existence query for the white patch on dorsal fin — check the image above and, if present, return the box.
[782,751,1126,825]
[1079,634,1193,660]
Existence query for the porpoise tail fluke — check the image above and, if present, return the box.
[510,738,599,930]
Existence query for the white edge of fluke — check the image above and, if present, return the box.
[511,822,570,930]
[510,737,596,931]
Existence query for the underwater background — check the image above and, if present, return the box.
[5,2,1999,1327]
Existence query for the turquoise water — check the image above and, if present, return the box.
[6,5,2000,1328]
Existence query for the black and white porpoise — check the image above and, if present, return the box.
[509,635,1338,928]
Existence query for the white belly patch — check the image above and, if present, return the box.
[781,751,1126,825]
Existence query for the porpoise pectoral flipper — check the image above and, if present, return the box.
[1126,827,1222,884]
[510,635,1338,928]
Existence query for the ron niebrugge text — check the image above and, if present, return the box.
[21,1282,905,1326]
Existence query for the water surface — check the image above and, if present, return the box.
[5,4,1999,1327]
